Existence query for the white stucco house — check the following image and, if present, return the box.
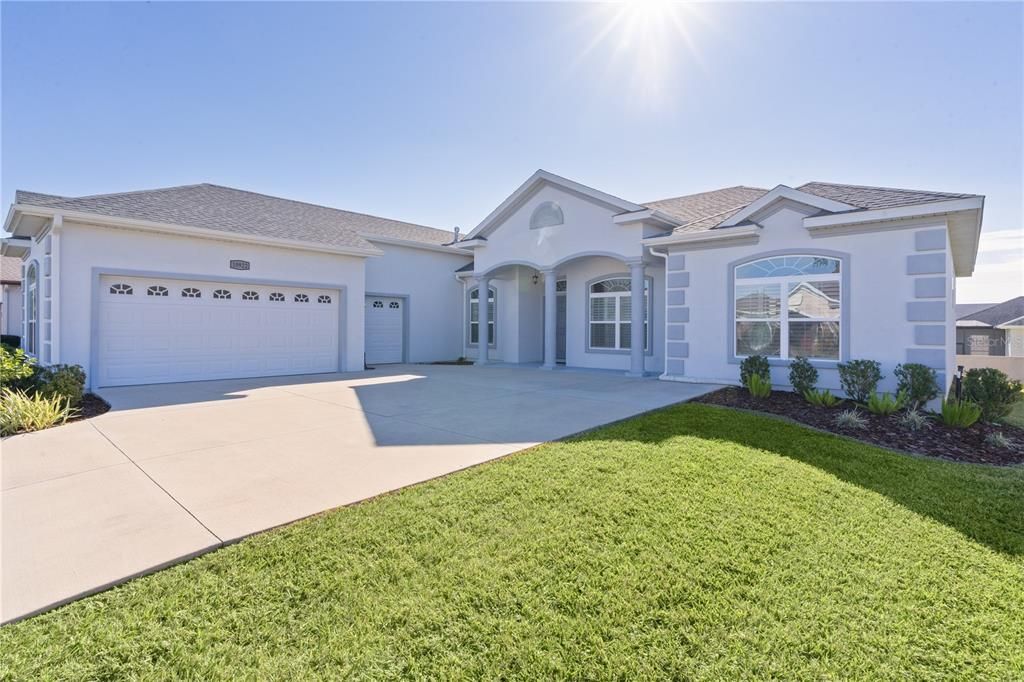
[1,255,24,339]
[1,170,985,397]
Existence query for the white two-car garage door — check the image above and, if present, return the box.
[97,275,340,387]
[364,296,404,364]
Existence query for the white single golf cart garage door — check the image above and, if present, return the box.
[97,275,340,387]
[364,295,404,364]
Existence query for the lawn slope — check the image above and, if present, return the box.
[2,404,1022,679]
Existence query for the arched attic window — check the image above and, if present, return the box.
[530,201,564,229]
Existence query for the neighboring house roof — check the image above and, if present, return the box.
[955,302,999,320]
[13,184,455,251]
[644,181,983,235]
[0,255,22,284]
[956,296,1024,327]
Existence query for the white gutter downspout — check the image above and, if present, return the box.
[648,246,669,380]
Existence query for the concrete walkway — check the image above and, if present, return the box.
[1,364,720,623]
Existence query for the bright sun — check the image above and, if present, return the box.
[578,0,708,106]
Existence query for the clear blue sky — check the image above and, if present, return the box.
[2,1,1021,301]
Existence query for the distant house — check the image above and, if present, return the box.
[0,255,23,341]
[955,296,1024,357]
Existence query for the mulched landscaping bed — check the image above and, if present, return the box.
[695,387,1024,466]
[71,393,111,422]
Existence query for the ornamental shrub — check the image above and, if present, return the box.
[835,409,867,430]
[962,368,1024,422]
[894,363,940,410]
[1,346,37,391]
[36,364,87,408]
[0,388,75,436]
[898,409,930,432]
[788,357,818,396]
[740,355,770,386]
[837,359,883,403]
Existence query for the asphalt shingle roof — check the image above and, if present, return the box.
[643,186,768,230]
[0,255,22,284]
[14,184,455,251]
[956,296,1024,327]
[645,181,982,235]
[796,182,980,211]
[955,303,999,321]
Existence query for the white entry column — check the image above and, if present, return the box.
[628,260,645,377]
[542,268,557,370]
[475,275,490,365]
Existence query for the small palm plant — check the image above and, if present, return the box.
[804,388,839,408]
[866,391,906,416]
[940,399,981,429]
[745,373,772,399]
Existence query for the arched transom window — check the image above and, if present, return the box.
[589,277,649,351]
[734,255,841,360]
[468,286,496,346]
[530,201,564,229]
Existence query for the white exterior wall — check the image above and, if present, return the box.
[464,183,663,371]
[1,283,22,337]
[471,184,646,273]
[19,231,57,363]
[560,256,664,372]
[461,258,664,372]
[462,271,519,363]
[56,222,367,386]
[664,204,953,398]
[1007,328,1024,357]
[363,241,471,363]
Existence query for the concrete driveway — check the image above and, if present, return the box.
[1,364,719,623]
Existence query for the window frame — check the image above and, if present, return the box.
[729,252,849,367]
[529,201,565,230]
[585,274,653,355]
[467,285,497,348]
[25,261,39,356]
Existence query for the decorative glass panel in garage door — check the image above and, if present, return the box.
[97,276,340,387]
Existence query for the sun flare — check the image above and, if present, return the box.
[577,0,710,107]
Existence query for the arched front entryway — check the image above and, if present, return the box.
[464,253,663,376]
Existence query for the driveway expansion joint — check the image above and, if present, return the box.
[89,421,224,544]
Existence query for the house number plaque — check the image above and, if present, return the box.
[229,260,250,271]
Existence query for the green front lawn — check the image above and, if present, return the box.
[3,404,1023,679]
[1005,398,1024,429]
